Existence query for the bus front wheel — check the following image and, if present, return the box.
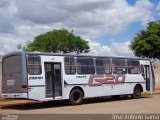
[132,86,141,99]
[69,88,83,105]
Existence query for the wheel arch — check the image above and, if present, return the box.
[70,86,85,97]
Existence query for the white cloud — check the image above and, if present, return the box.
[0,0,17,33]
[0,0,157,55]
[111,41,134,57]
[156,2,160,17]
[0,0,11,7]
[0,34,20,54]
[13,0,155,38]
[86,39,114,56]
[86,39,134,57]
[134,0,154,25]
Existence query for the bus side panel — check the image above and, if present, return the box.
[103,83,146,96]
[63,83,146,99]
[125,74,145,83]
[27,55,46,101]
[28,86,45,101]
[63,74,146,99]
[63,85,104,99]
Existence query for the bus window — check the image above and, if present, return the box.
[77,58,95,74]
[112,59,127,74]
[127,60,140,74]
[95,58,111,74]
[141,65,145,77]
[27,56,41,75]
[3,55,21,74]
[64,57,76,74]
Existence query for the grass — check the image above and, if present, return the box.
[141,92,152,97]
[0,98,13,102]
[0,98,7,102]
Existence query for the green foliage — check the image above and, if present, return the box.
[130,21,160,59]
[19,29,90,54]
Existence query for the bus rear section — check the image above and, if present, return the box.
[2,53,28,99]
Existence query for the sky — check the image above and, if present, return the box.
[0,0,160,57]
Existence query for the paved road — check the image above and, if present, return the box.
[0,94,160,114]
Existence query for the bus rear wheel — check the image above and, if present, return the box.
[69,89,83,105]
[132,86,141,99]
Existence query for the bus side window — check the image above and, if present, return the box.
[77,57,95,74]
[141,65,145,77]
[64,57,76,75]
[127,60,140,74]
[112,59,127,74]
[95,58,112,74]
[27,56,42,75]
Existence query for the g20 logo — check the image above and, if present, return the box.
[88,74,125,86]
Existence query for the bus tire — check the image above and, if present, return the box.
[69,88,83,105]
[132,86,141,99]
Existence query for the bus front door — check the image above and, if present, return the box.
[144,65,151,91]
[45,62,62,99]
[141,65,151,91]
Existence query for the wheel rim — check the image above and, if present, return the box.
[135,88,141,97]
[73,92,81,102]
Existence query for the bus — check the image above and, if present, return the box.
[1,52,155,105]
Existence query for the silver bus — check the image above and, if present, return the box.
[1,52,155,105]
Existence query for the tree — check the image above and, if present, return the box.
[130,21,160,59]
[19,29,90,54]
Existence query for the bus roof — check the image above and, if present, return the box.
[3,51,150,61]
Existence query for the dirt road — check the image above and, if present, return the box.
[0,94,160,114]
